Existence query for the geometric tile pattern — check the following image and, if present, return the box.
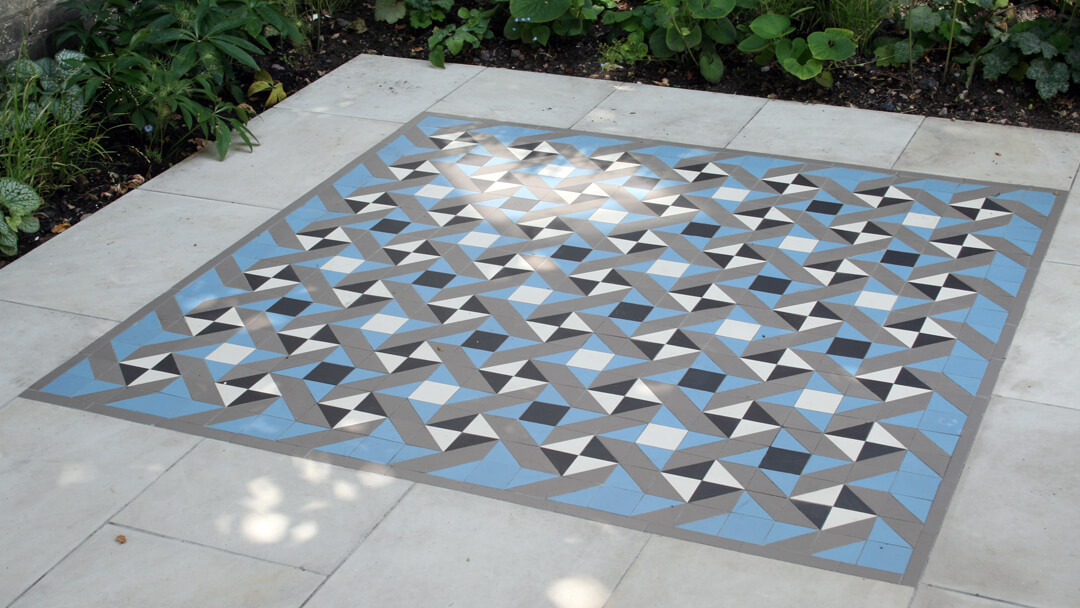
[27,114,1064,584]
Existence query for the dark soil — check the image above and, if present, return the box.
[5,1,1078,269]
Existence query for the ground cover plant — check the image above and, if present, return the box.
[0,0,1076,266]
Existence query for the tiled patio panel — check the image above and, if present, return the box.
[25,114,1066,585]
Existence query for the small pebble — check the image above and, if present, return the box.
[917,77,938,90]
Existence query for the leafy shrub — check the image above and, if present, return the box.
[429,7,497,66]
[0,50,104,196]
[0,179,43,257]
[57,0,302,159]
[873,0,1080,99]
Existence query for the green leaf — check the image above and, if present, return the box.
[704,18,736,45]
[142,28,185,44]
[665,24,702,51]
[0,179,43,217]
[688,0,734,20]
[807,28,855,61]
[430,45,447,68]
[18,215,40,234]
[374,0,407,23]
[509,0,571,23]
[907,5,941,34]
[699,50,725,82]
[749,14,791,40]
[1027,58,1070,99]
[1012,31,1058,59]
[737,33,770,53]
[266,83,286,106]
[649,28,675,58]
[781,55,823,79]
[248,80,271,95]
[815,70,834,87]
[982,45,1019,79]
[214,121,231,161]
[210,38,260,70]
[446,34,464,55]
[0,219,17,257]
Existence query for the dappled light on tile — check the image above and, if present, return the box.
[546,576,609,608]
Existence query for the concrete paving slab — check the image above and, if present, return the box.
[0,399,197,607]
[0,189,274,320]
[113,441,412,574]
[304,484,647,608]
[910,586,1016,608]
[996,261,1080,410]
[10,524,323,608]
[277,54,483,121]
[141,108,400,209]
[1044,170,1080,266]
[727,99,923,168]
[428,67,619,127]
[894,118,1080,190]
[573,83,766,147]
[0,301,114,408]
[604,535,912,608]
[922,397,1080,607]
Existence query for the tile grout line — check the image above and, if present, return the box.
[1,437,204,608]
[297,481,420,608]
[599,534,653,608]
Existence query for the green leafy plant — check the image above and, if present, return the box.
[738,13,857,84]
[503,0,614,45]
[429,6,497,67]
[980,17,1080,99]
[56,0,301,159]
[812,0,889,50]
[0,50,104,195]
[603,0,746,83]
[247,69,287,106]
[0,178,43,257]
[375,0,455,28]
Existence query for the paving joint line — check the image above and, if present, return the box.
[297,481,419,607]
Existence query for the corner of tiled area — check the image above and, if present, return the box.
[2,53,1079,607]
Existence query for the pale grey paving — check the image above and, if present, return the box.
[895,117,1080,191]
[995,262,1080,411]
[429,67,619,127]
[727,99,924,168]
[303,484,647,608]
[142,108,402,210]
[573,83,766,148]
[922,396,1080,607]
[0,301,115,408]
[603,535,913,608]
[0,399,197,607]
[0,190,274,320]
[276,54,484,121]
[9,525,323,608]
[112,441,412,574]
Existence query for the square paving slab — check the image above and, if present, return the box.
[25,114,1067,585]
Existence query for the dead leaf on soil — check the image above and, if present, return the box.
[51,222,71,234]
